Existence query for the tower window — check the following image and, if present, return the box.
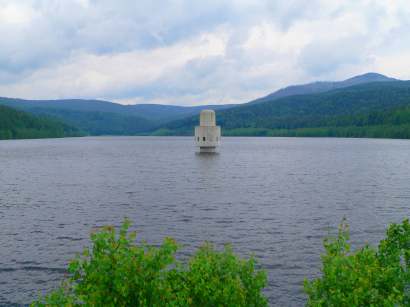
[203,136,206,141]
[197,137,199,141]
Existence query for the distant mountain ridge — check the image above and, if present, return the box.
[0,72,406,138]
[0,98,233,122]
[248,72,398,105]
[158,78,410,138]
[0,97,234,135]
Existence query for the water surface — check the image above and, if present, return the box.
[0,137,409,306]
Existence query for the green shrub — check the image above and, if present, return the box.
[32,219,267,306]
[304,219,410,306]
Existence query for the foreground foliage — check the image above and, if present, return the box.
[304,219,410,306]
[32,219,410,306]
[32,220,267,306]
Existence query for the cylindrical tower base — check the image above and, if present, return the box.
[199,146,217,153]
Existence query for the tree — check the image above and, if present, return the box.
[304,219,410,306]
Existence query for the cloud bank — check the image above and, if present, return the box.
[0,0,410,105]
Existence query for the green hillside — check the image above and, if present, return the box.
[157,81,410,139]
[248,72,396,105]
[0,105,82,140]
[21,107,156,136]
[0,98,233,135]
[2,74,410,139]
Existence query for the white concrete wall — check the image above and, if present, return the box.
[195,126,221,147]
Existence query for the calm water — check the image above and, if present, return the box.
[0,136,409,306]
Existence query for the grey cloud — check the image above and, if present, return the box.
[0,0,410,104]
[298,36,370,76]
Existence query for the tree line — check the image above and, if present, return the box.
[0,105,82,140]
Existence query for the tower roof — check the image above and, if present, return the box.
[199,109,216,126]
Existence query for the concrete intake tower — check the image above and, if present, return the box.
[195,110,221,153]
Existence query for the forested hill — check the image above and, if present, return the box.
[156,80,410,139]
[0,105,81,140]
[2,72,409,139]
[0,98,233,135]
[0,72,398,137]
[0,98,232,122]
[248,72,397,105]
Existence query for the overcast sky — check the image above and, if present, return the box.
[0,0,409,105]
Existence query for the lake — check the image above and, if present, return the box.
[0,136,409,306]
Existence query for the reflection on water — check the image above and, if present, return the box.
[0,136,409,306]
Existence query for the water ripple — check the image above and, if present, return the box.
[0,136,409,306]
